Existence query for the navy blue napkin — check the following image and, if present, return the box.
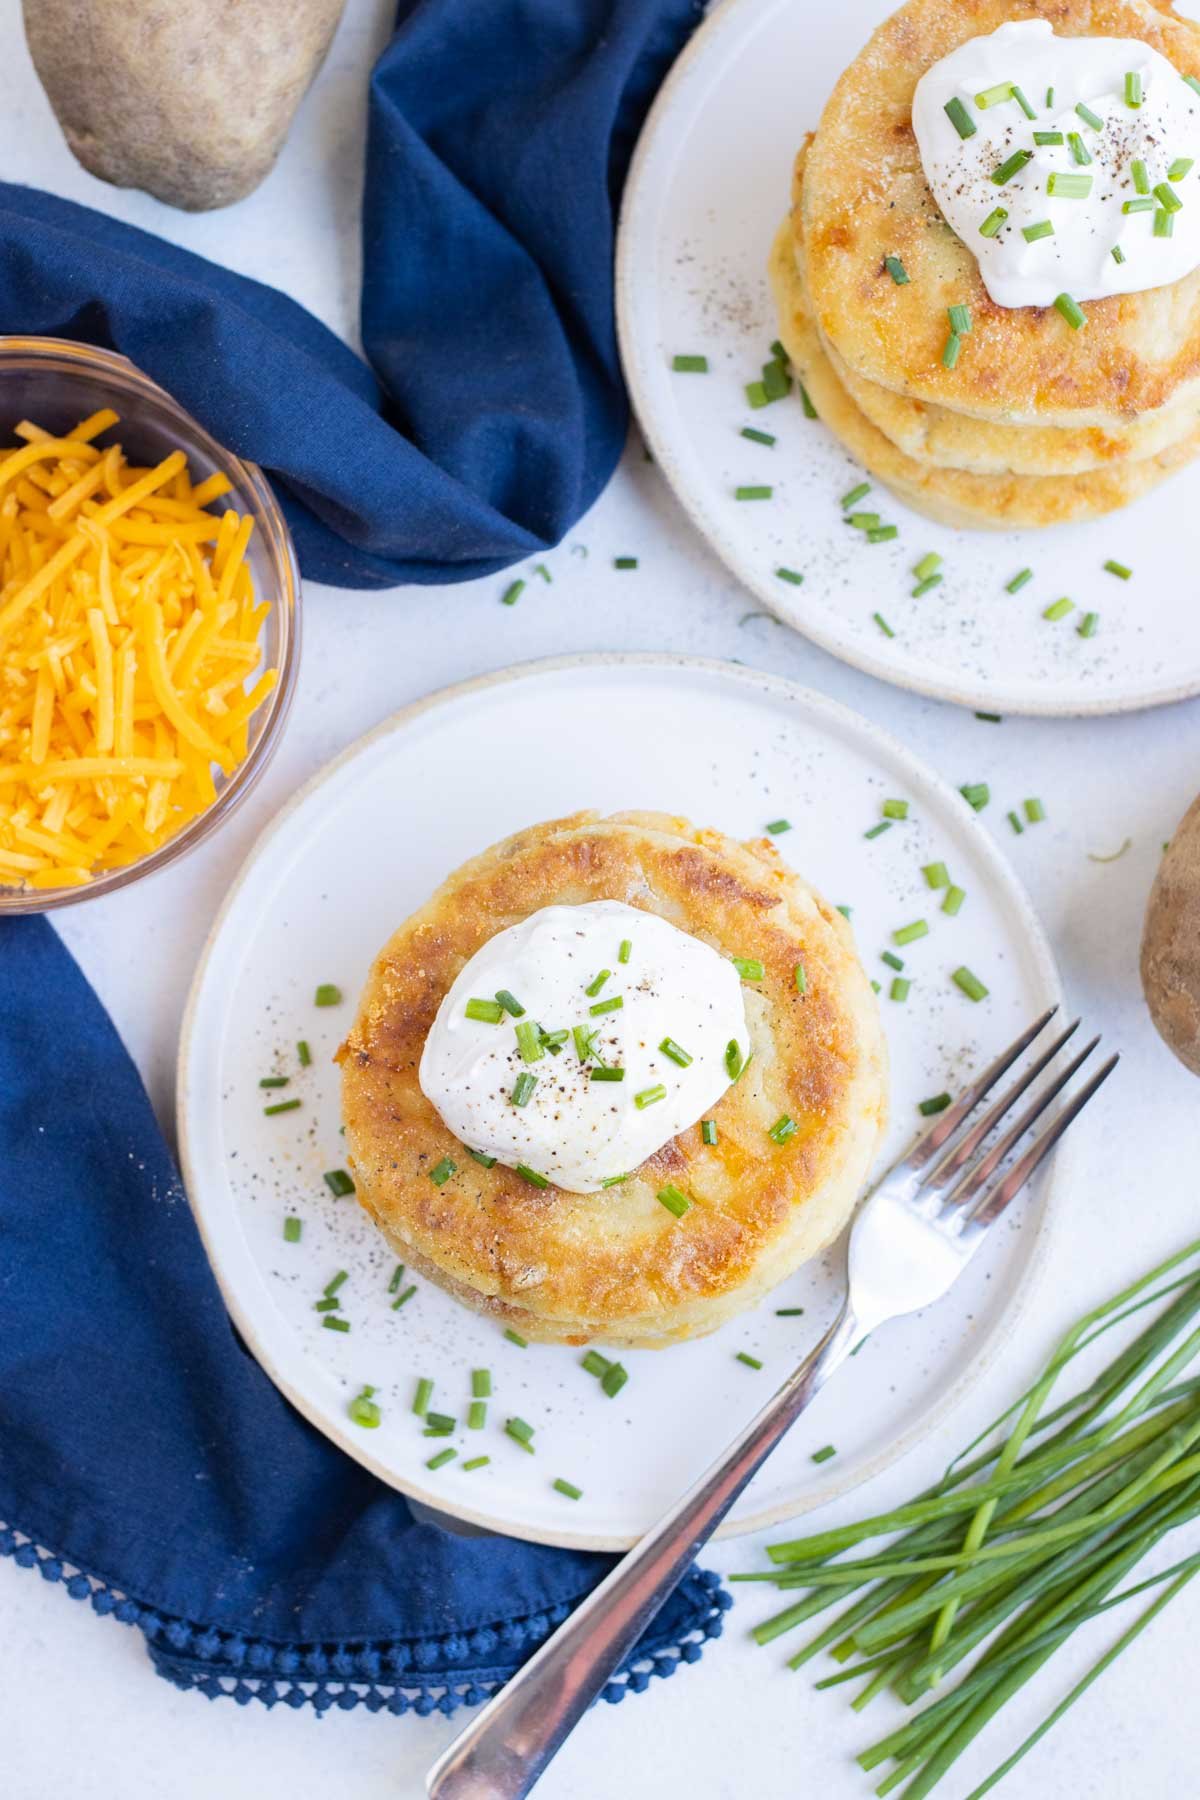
[0,916,729,1712]
[0,0,698,589]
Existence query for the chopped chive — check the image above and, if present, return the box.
[919,1093,952,1116]
[428,1155,457,1187]
[618,938,632,964]
[659,1036,693,1068]
[584,969,611,997]
[1005,568,1033,593]
[534,562,552,583]
[725,1040,745,1079]
[745,379,768,409]
[794,963,807,995]
[775,1307,805,1316]
[672,353,708,372]
[836,905,852,918]
[873,611,895,637]
[944,96,976,139]
[501,579,525,607]
[882,798,909,820]
[1105,558,1133,578]
[1123,196,1155,214]
[960,781,990,809]
[657,1183,691,1219]
[737,1352,764,1370]
[392,1284,417,1310]
[912,551,942,581]
[798,384,817,419]
[761,359,790,402]
[324,1168,356,1198]
[775,566,804,585]
[413,1378,434,1417]
[1008,809,1024,834]
[1043,596,1074,621]
[991,149,1032,185]
[847,512,880,529]
[1022,219,1055,242]
[572,1024,599,1062]
[1025,797,1046,823]
[468,1401,487,1430]
[769,1115,798,1145]
[766,817,792,835]
[890,977,911,1003]
[1186,75,1200,98]
[1125,71,1143,108]
[515,1165,549,1189]
[297,1040,312,1067]
[466,997,504,1023]
[263,1098,301,1116]
[426,1448,456,1471]
[952,965,990,1002]
[842,480,872,509]
[314,1296,340,1313]
[635,1084,667,1110]
[912,573,943,598]
[881,950,904,971]
[1032,130,1064,145]
[422,1426,452,1438]
[922,861,950,889]
[469,1149,497,1169]
[870,981,881,994]
[1155,181,1184,214]
[1078,610,1100,638]
[425,1410,457,1433]
[467,1370,491,1403]
[1066,131,1092,166]
[614,556,638,570]
[504,1328,528,1346]
[741,426,776,446]
[259,1075,289,1088]
[864,821,893,840]
[1155,207,1176,238]
[1132,158,1151,194]
[581,1350,611,1378]
[769,339,787,360]
[601,1362,629,1398]
[892,919,929,946]
[514,1019,544,1062]
[1047,173,1092,198]
[588,994,623,1017]
[505,1417,535,1451]
[1111,245,1126,263]
[732,956,764,981]
[553,1478,583,1500]
[702,1119,718,1145]
[495,989,525,1017]
[388,1263,405,1293]
[1046,85,1055,105]
[1075,102,1104,130]
[867,524,898,544]
[322,1315,350,1333]
[283,1216,302,1243]
[348,1387,381,1429]
[735,485,773,501]
[462,1456,490,1471]
[975,81,1016,109]
[942,332,962,369]
[947,308,972,343]
[1013,85,1036,120]
[589,1066,625,1082]
[979,206,1008,238]
[942,884,967,916]
[511,1071,539,1109]
[1170,158,1194,182]
[314,984,342,1007]
[811,1444,837,1464]
[884,255,910,284]
[1054,293,1086,329]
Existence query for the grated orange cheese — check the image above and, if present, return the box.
[0,410,277,891]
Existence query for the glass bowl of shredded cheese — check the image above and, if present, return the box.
[0,337,300,911]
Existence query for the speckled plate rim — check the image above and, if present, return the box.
[177,652,1070,1550]
[614,0,1200,720]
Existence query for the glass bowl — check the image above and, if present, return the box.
[0,338,301,914]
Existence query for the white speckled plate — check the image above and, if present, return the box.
[616,0,1200,716]
[178,655,1067,1550]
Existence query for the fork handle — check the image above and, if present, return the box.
[425,1302,863,1800]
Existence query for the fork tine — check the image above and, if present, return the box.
[961,1053,1120,1238]
[939,1033,1101,1219]
[899,1006,1059,1179]
[918,1018,1082,1198]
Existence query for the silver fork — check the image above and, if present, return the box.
[426,1008,1116,1800]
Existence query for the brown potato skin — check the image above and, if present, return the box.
[1142,794,1200,1075]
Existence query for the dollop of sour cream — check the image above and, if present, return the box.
[912,19,1200,307]
[418,900,748,1193]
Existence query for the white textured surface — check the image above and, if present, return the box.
[1,1,1198,1796]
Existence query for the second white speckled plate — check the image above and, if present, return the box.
[178,655,1067,1550]
[616,0,1200,716]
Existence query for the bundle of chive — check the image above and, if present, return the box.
[737,1238,1200,1798]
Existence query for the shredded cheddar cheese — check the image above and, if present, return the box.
[0,409,277,891]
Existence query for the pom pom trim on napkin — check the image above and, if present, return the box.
[0,1522,730,1714]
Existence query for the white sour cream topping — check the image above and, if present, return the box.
[418,900,748,1193]
[912,20,1200,307]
